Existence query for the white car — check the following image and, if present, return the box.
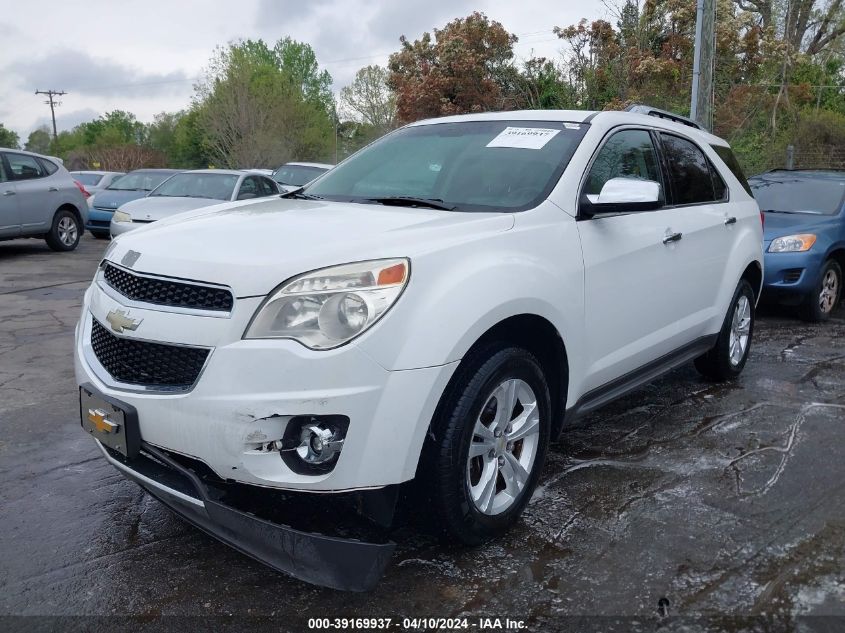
[70,170,125,198]
[109,169,280,236]
[74,107,763,591]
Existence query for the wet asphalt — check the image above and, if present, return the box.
[1,236,844,632]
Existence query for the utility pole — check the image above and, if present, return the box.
[690,0,716,130]
[35,89,67,143]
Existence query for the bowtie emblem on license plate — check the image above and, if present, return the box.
[87,408,120,434]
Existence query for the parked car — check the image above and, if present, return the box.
[750,169,845,321]
[0,147,88,251]
[87,169,181,239]
[271,161,332,191]
[110,169,280,237]
[70,171,125,197]
[75,108,762,590]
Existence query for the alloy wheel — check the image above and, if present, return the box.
[819,268,840,314]
[58,216,78,246]
[728,295,751,366]
[467,378,541,515]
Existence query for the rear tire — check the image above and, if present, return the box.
[419,343,551,545]
[694,279,755,381]
[45,209,81,251]
[799,259,841,322]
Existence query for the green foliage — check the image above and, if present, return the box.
[24,126,52,154]
[0,123,20,149]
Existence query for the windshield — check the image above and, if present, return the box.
[273,165,328,186]
[71,173,103,186]
[108,171,175,192]
[751,176,845,215]
[304,120,589,212]
[149,173,238,200]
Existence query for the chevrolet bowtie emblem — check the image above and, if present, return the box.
[88,408,119,434]
[106,309,142,334]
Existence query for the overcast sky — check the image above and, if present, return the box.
[0,0,606,140]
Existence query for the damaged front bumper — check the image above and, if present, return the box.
[97,440,396,592]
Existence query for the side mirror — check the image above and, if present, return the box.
[581,178,663,217]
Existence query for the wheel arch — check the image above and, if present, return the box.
[56,202,83,226]
[826,246,845,276]
[740,259,763,304]
[431,313,570,441]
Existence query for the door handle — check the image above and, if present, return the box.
[663,232,683,244]
[48,186,59,192]
[2,190,15,196]
[724,216,737,225]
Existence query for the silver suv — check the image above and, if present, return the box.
[0,148,89,251]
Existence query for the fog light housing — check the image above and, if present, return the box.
[280,415,349,474]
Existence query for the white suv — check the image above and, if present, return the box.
[74,108,763,591]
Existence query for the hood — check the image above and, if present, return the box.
[763,210,840,243]
[92,189,149,210]
[106,197,515,296]
[120,196,225,221]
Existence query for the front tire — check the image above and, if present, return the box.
[421,344,551,545]
[45,209,81,251]
[694,279,755,381]
[800,259,841,322]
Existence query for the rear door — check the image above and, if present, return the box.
[656,132,734,335]
[0,154,20,237]
[577,128,694,391]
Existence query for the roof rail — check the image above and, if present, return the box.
[624,104,703,130]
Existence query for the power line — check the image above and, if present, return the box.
[35,90,66,143]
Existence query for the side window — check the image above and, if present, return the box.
[237,176,259,199]
[0,156,8,183]
[710,164,727,200]
[38,158,59,175]
[6,153,46,181]
[711,144,753,196]
[584,129,662,198]
[659,134,718,205]
[261,177,279,195]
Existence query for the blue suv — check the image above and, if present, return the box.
[750,169,845,321]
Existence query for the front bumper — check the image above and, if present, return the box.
[96,439,395,591]
[74,277,457,491]
[762,248,824,304]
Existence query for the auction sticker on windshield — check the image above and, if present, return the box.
[486,126,561,149]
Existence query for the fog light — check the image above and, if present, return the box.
[280,415,349,474]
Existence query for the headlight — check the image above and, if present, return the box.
[244,258,410,349]
[113,210,131,223]
[768,234,817,252]
[87,196,95,208]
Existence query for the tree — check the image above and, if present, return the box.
[194,38,334,168]
[24,126,52,154]
[0,123,20,149]
[388,12,518,123]
[340,65,396,132]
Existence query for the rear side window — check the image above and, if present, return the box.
[711,144,752,195]
[659,134,722,205]
[39,158,59,175]
[6,153,46,180]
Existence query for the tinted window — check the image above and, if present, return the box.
[72,173,103,186]
[6,153,46,180]
[750,175,845,215]
[710,164,727,200]
[0,158,8,182]
[711,145,752,195]
[306,121,589,213]
[584,129,661,197]
[39,158,59,175]
[660,134,717,205]
[237,176,259,199]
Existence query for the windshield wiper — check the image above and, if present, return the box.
[362,196,456,211]
[281,188,323,200]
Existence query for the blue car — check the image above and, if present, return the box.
[86,168,180,238]
[750,169,845,321]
